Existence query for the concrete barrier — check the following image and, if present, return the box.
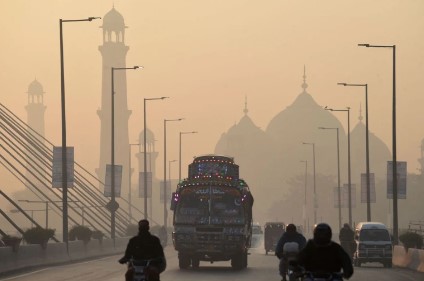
[392,245,424,272]
[0,237,128,275]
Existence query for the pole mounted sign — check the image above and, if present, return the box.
[139,172,152,198]
[52,146,74,188]
[361,173,376,203]
[104,164,123,197]
[387,161,407,199]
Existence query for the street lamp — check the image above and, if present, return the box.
[60,16,100,246]
[300,160,308,233]
[10,209,46,228]
[164,118,183,228]
[179,131,198,183]
[18,200,50,229]
[143,97,169,220]
[302,142,317,224]
[169,159,177,226]
[318,127,342,229]
[325,106,352,226]
[128,143,140,224]
[110,66,141,242]
[338,82,371,222]
[358,43,398,244]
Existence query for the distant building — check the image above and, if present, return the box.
[214,68,392,225]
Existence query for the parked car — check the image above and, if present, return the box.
[353,222,393,268]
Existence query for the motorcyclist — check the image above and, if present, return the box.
[339,223,355,260]
[297,223,353,280]
[275,224,307,281]
[119,219,166,281]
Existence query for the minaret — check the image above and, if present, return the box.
[25,79,46,139]
[96,7,131,195]
[136,128,159,179]
[25,79,47,186]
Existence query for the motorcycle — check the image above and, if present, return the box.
[120,258,160,281]
[291,271,344,281]
[288,262,344,281]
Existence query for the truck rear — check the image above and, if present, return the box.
[171,155,254,269]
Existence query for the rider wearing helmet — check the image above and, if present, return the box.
[119,219,166,281]
[275,224,306,281]
[297,223,353,279]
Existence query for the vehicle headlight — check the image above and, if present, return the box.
[385,244,392,251]
[358,244,366,250]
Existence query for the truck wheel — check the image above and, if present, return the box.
[242,251,248,268]
[191,258,200,269]
[231,255,243,270]
[178,255,190,269]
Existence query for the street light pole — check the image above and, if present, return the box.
[302,142,317,224]
[168,159,177,226]
[59,16,100,246]
[128,143,140,224]
[179,131,198,183]
[319,127,341,229]
[358,43,398,243]
[338,83,370,222]
[143,97,169,220]
[164,118,183,228]
[325,106,352,226]
[300,160,308,233]
[110,66,140,242]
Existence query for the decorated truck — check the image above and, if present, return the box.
[171,155,254,270]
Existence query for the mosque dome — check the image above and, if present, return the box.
[102,7,126,30]
[138,128,155,145]
[350,116,391,180]
[27,79,44,96]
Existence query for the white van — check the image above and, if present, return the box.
[353,222,392,268]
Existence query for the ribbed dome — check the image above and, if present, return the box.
[102,7,125,30]
[27,79,44,95]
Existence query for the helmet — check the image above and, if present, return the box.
[286,223,297,233]
[313,223,332,246]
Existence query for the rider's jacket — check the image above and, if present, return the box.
[122,231,166,272]
[339,227,354,242]
[275,232,307,259]
[297,240,354,279]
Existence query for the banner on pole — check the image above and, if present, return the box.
[139,172,152,198]
[361,173,376,203]
[341,184,356,208]
[52,146,74,188]
[387,161,407,199]
[104,164,123,197]
[160,181,172,204]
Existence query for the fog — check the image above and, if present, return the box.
[1,1,424,233]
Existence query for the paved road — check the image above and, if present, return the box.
[1,246,423,281]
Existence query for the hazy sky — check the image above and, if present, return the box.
[1,0,424,193]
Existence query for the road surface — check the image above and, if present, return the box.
[1,246,423,281]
